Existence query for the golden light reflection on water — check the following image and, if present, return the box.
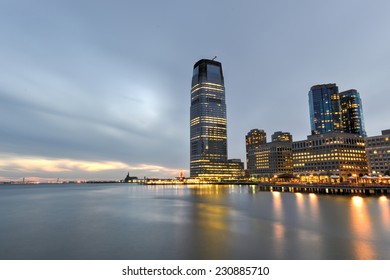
[309,193,317,199]
[273,222,286,258]
[186,185,227,196]
[295,193,305,216]
[379,196,389,232]
[272,192,286,257]
[350,196,375,259]
[189,186,230,259]
[175,186,388,259]
[294,192,323,257]
[308,193,319,221]
[352,196,363,207]
[294,192,320,223]
[197,203,228,231]
[272,192,282,220]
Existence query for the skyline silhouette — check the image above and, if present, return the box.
[1,0,390,181]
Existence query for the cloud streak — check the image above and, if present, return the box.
[0,154,185,181]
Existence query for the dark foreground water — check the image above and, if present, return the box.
[0,183,389,260]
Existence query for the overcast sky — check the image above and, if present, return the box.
[1,0,390,181]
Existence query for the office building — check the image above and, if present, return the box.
[272,131,293,142]
[339,89,367,137]
[309,83,342,135]
[292,132,368,182]
[365,130,390,175]
[246,129,267,148]
[246,129,267,174]
[190,59,241,179]
[227,159,245,179]
[309,84,367,138]
[246,130,293,180]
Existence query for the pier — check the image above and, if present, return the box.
[254,183,389,196]
[140,179,389,196]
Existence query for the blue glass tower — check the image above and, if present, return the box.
[309,84,342,135]
[340,89,367,137]
[190,59,228,178]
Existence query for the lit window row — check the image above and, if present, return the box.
[191,86,225,94]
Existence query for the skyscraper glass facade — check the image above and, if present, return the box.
[309,84,342,135]
[190,59,228,178]
[340,89,366,137]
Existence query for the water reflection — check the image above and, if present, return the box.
[308,193,319,222]
[271,192,285,258]
[294,192,323,257]
[187,185,231,259]
[350,196,375,259]
[308,193,317,203]
[295,193,305,216]
[1,183,389,260]
[379,196,389,232]
[272,191,283,220]
[187,184,225,196]
[193,202,230,259]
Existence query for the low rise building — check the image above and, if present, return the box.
[246,130,293,181]
[365,129,390,176]
[292,132,368,182]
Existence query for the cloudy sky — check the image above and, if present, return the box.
[1,0,390,181]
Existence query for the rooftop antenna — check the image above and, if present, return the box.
[211,56,217,61]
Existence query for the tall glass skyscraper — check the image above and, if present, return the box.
[340,89,367,137]
[308,84,367,138]
[309,83,342,135]
[190,59,228,178]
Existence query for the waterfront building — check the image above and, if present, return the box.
[246,129,267,148]
[190,59,241,180]
[227,159,245,179]
[246,130,293,181]
[309,84,367,138]
[245,129,267,174]
[124,172,138,183]
[190,59,227,178]
[271,131,293,142]
[340,89,367,137]
[309,84,342,135]
[292,132,368,182]
[365,129,390,175]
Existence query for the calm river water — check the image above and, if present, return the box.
[0,183,389,260]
